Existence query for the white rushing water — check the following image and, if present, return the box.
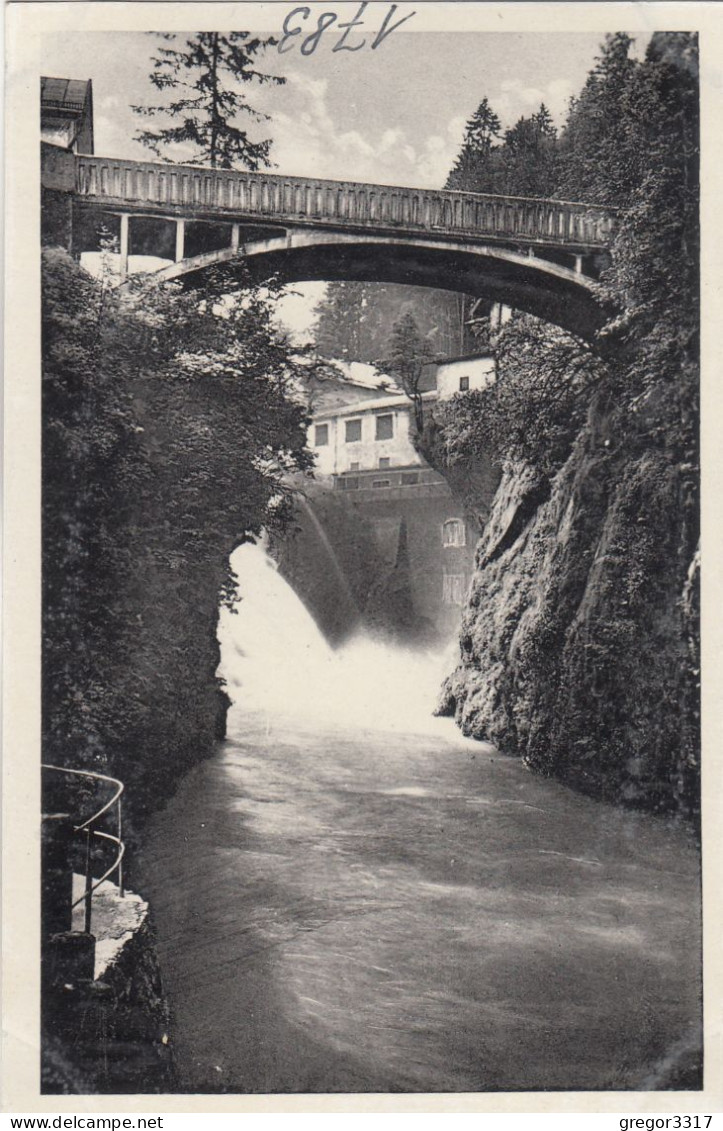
[217,539,460,735]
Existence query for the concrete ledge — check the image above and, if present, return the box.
[71,874,148,980]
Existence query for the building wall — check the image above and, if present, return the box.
[299,355,500,641]
[310,396,426,477]
[339,480,476,640]
[436,355,496,399]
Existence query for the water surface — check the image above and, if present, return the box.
[137,707,701,1093]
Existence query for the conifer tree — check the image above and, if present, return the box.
[534,102,556,138]
[132,32,284,170]
[446,97,502,193]
[555,33,638,201]
[499,105,559,196]
[461,97,502,154]
[376,313,435,433]
[313,283,469,365]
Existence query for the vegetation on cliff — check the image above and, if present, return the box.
[42,250,311,827]
[435,33,700,820]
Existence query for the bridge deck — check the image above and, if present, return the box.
[60,152,615,253]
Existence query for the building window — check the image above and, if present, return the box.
[376,413,394,440]
[401,472,420,485]
[340,476,359,491]
[345,418,362,443]
[349,461,360,472]
[379,457,390,469]
[442,518,466,547]
[372,479,391,489]
[314,423,329,447]
[459,376,470,392]
[443,574,466,605]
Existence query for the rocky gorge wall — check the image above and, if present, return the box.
[437,395,700,822]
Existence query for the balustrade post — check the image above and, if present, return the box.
[117,799,124,898]
[119,213,129,279]
[83,829,93,935]
[175,218,185,263]
[574,254,583,274]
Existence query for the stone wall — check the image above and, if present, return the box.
[275,475,496,646]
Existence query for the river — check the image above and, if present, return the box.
[135,543,701,1093]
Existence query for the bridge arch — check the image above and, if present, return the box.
[151,230,611,342]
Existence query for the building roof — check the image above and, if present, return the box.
[320,358,401,394]
[41,77,92,112]
[312,390,437,421]
[41,76,94,154]
[436,350,496,365]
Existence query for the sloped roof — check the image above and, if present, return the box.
[41,77,91,112]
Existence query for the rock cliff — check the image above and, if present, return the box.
[438,395,699,821]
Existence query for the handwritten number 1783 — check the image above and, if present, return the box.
[278,3,417,55]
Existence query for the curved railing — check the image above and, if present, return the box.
[42,764,125,935]
[73,154,616,250]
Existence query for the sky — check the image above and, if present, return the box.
[41,28,651,187]
[41,25,650,338]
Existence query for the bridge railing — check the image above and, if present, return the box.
[74,155,615,250]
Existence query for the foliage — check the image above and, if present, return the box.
[312,281,471,364]
[375,312,436,433]
[559,32,699,555]
[447,101,559,197]
[132,31,284,169]
[595,36,699,439]
[498,105,559,197]
[446,97,501,193]
[427,315,604,480]
[437,32,698,486]
[555,33,640,203]
[42,249,311,826]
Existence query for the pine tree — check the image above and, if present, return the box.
[461,97,502,154]
[375,313,435,433]
[132,32,284,170]
[555,33,638,201]
[534,103,556,138]
[498,105,559,197]
[313,283,470,364]
[312,282,370,361]
[446,97,502,194]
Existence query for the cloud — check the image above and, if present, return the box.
[496,77,576,128]
[266,70,461,189]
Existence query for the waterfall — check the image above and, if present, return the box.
[217,539,460,735]
[294,493,361,619]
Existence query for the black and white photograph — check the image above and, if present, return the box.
[3,0,718,1112]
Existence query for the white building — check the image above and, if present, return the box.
[308,352,496,479]
[310,391,432,478]
[434,354,496,398]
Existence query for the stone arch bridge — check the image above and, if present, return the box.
[42,147,618,340]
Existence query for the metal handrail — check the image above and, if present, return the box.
[73,832,125,899]
[42,764,125,935]
[43,763,124,830]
